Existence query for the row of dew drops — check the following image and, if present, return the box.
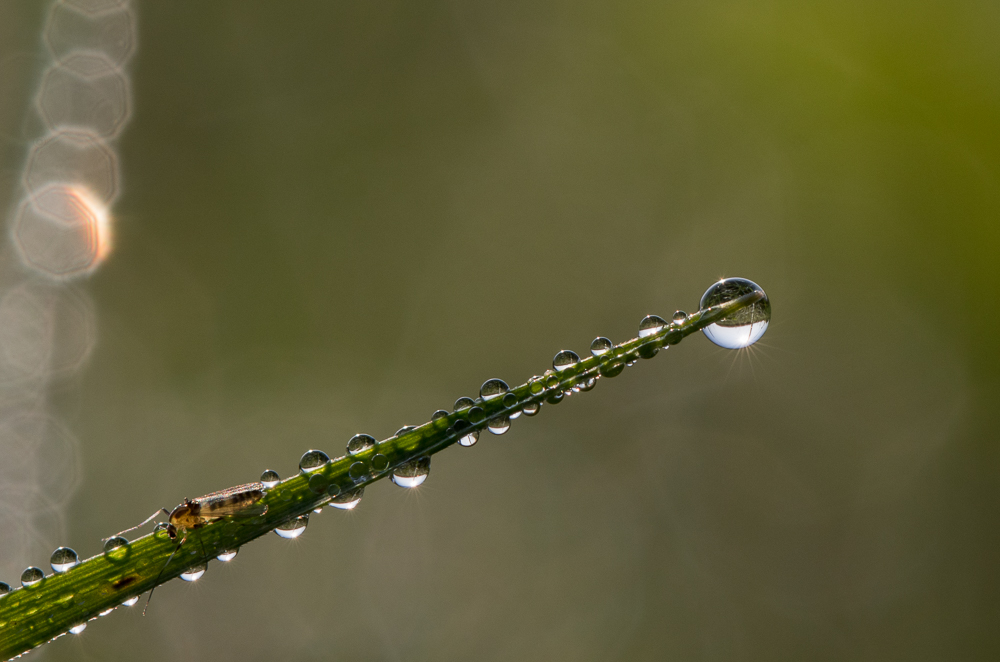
[0,278,769,642]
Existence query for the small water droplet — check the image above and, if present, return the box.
[313,508,324,514]
[275,515,309,539]
[502,393,518,408]
[590,337,613,356]
[180,563,207,581]
[347,434,376,455]
[99,608,114,617]
[454,397,475,411]
[488,415,510,435]
[395,426,416,437]
[458,429,479,447]
[579,377,597,391]
[50,547,78,574]
[69,623,86,634]
[626,359,637,366]
[20,567,43,587]
[546,392,564,405]
[371,454,389,471]
[528,378,544,394]
[329,487,363,510]
[431,410,449,421]
[468,406,485,424]
[260,470,280,488]
[509,409,522,420]
[122,596,139,607]
[480,379,509,401]
[298,450,329,473]
[638,315,667,338]
[103,536,128,555]
[544,374,560,389]
[309,473,329,493]
[349,461,368,480]
[553,350,580,372]
[153,522,171,537]
[391,457,430,488]
[522,402,540,416]
[638,343,659,359]
[699,278,770,349]
[217,549,238,562]
[0,581,10,596]
[672,310,687,323]
[600,362,625,378]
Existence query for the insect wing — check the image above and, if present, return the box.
[193,482,267,519]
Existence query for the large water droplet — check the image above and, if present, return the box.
[391,457,430,488]
[298,450,329,473]
[103,536,128,555]
[21,567,44,587]
[488,416,511,435]
[522,401,540,416]
[458,429,479,447]
[431,410,449,421]
[454,397,475,411]
[217,549,238,562]
[275,515,309,539]
[50,547,78,573]
[180,563,207,581]
[638,315,667,338]
[480,379,509,401]
[347,434,375,455]
[122,596,139,607]
[590,337,613,356]
[69,623,86,635]
[699,278,770,349]
[328,487,363,510]
[552,350,580,372]
[0,581,10,596]
[260,470,280,488]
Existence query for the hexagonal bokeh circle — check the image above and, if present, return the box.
[24,128,118,206]
[44,1,135,67]
[12,186,108,280]
[35,55,130,138]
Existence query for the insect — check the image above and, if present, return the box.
[109,482,269,613]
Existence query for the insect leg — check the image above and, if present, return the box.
[107,508,172,541]
[143,535,186,616]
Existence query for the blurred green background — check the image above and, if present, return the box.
[1,0,997,660]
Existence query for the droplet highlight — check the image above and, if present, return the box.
[391,457,430,488]
[122,596,139,607]
[180,563,207,581]
[699,277,770,349]
[275,515,309,539]
[69,623,87,635]
[50,547,78,573]
[298,450,329,473]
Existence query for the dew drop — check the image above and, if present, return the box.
[153,522,171,537]
[488,415,511,435]
[600,362,625,378]
[431,410,449,421]
[672,310,687,323]
[468,406,485,424]
[275,515,309,539]
[458,429,479,447]
[509,409,522,420]
[395,426,415,437]
[298,450,329,474]
[454,397,475,411]
[69,623,86,635]
[103,536,128,555]
[546,392,564,405]
[308,473,329,493]
[590,337,613,356]
[180,563,207,581]
[391,457,430,488]
[50,547,78,573]
[0,581,10,596]
[20,567,44,587]
[544,374,560,389]
[638,343,659,359]
[552,350,580,372]
[528,377,544,394]
[260,470,280,489]
[638,315,667,338]
[217,549,238,562]
[329,487,363,510]
[626,359,637,366]
[502,392,518,408]
[99,608,114,617]
[346,434,375,455]
[122,596,139,607]
[480,379,509,401]
[522,402,540,416]
[371,454,389,472]
[699,278,771,349]
[349,461,368,480]
[579,377,597,391]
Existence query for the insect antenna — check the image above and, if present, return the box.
[143,535,186,616]
[106,508,171,541]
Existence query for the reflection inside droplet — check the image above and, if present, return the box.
[699,278,770,349]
